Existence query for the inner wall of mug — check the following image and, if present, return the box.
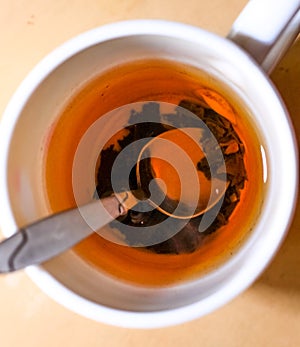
[5,33,295,312]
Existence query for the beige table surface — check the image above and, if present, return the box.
[0,1,299,346]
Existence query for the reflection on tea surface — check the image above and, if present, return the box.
[95,100,247,254]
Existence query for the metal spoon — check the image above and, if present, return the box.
[0,128,227,273]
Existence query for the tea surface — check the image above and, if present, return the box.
[44,59,266,286]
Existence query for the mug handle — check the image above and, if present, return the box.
[227,0,300,73]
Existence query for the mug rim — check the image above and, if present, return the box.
[0,19,298,328]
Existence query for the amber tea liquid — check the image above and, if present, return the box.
[44,59,266,286]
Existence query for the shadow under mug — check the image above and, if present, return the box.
[0,0,298,328]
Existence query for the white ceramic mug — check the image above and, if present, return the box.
[0,0,298,328]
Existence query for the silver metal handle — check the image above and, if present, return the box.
[0,192,137,273]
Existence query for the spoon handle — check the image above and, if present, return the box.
[0,192,137,273]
